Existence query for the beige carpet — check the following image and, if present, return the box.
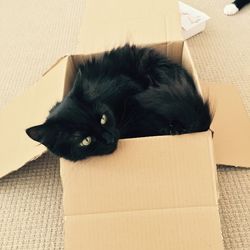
[184,0,250,249]
[0,0,85,249]
[0,0,85,110]
[0,0,250,249]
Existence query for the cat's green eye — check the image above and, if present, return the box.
[100,114,107,125]
[79,136,92,147]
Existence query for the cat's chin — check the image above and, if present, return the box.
[99,142,118,156]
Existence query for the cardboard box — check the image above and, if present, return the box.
[61,131,224,250]
[179,1,210,40]
[1,0,250,249]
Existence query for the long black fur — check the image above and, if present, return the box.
[26,44,212,161]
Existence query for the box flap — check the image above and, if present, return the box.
[77,17,167,55]
[65,208,223,250]
[205,83,250,168]
[82,0,179,21]
[61,131,223,249]
[0,57,68,178]
[76,0,183,62]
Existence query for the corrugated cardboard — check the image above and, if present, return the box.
[0,57,68,177]
[182,42,201,94]
[205,83,250,167]
[0,0,250,249]
[76,0,183,63]
[65,208,222,250]
[62,133,218,215]
[61,132,223,250]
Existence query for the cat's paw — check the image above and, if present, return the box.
[224,3,239,15]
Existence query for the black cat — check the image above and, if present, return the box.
[224,0,250,15]
[26,44,212,161]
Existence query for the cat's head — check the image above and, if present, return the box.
[26,95,120,161]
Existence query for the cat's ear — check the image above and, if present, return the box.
[26,123,55,145]
[71,70,83,94]
[72,69,94,100]
[74,69,83,88]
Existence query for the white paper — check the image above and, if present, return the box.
[179,1,210,31]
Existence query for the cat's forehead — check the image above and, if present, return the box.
[50,97,89,116]
[48,98,104,127]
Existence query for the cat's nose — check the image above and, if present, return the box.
[102,132,116,145]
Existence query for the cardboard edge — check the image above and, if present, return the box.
[0,56,69,179]
[207,130,220,202]
[182,41,202,95]
[42,55,68,77]
[203,82,250,168]
[0,151,48,179]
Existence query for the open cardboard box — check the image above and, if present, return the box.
[1,0,250,249]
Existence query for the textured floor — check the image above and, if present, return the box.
[0,0,85,249]
[0,0,250,249]
[185,0,250,114]
[0,0,85,110]
[185,0,250,249]
[0,154,62,250]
